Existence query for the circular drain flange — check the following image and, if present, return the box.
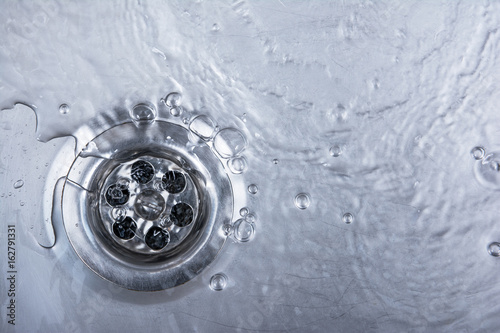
[62,121,233,291]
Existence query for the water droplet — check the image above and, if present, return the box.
[471,146,485,160]
[170,106,183,117]
[239,207,249,217]
[130,103,157,124]
[248,184,258,194]
[20,201,25,206]
[329,145,343,157]
[294,193,311,210]
[488,242,500,257]
[213,128,247,158]
[189,115,218,140]
[164,92,182,108]
[13,179,24,189]
[59,104,70,114]
[75,223,79,228]
[210,273,228,291]
[227,156,248,174]
[222,223,232,236]
[8,192,12,197]
[272,159,279,164]
[111,207,127,221]
[343,212,354,224]
[474,151,500,190]
[116,178,130,187]
[182,117,190,124]
[233,219,255,242]
[245,213,256,223]
[212,23,220,32]
[30,225,33,229]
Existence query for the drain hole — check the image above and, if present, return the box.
[162,171,186,193]
[145,226,170,250]
[131,160,155,184]
[170,202,194,227]
[112,217,137,240]
[105,184,130,206]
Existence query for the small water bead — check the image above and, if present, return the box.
[13,179,24,189]
[248,184,258,194]
[59,104,70,115]
[182,117,190,124]
[233,219,255,242]
[471,146,485,160]
[227,156,248,174]
[239,207,249,217]
[189,115,218,140]
[170,106,183,117]
[329,145,343,157]
[212,23,220,32]
[20,201,25,207]
[488,242,500,257]
[111,207,127,221]
[222,223,232,236]
[343,212,354,224]
[209,273,228,291]
[164,92,182,108]
[245,213,256,223]
[130,103,157,123]
[213,128,247,158]
[294,193,311,210]
[272,159,279,164]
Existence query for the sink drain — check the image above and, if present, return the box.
[62,119,233,291]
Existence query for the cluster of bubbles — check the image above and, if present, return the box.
[223,206,256,243]
[471,146,500,191]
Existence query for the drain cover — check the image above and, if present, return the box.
[62,120,233,291]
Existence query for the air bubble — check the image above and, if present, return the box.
[213,128,247,158]
[170,106,183,117]
[13,179,24,189]
[212,23,220,32]
[488,242,500,257]
[272,159,279,164]
[130,103,157,124]
[343,212,354,224]
[227,156,248,174]
[189,115,218,140]
[239,207,249,217]
[294,193,311,210]
[329,145,343,157]
[248,184,258,194]
[233,219,255,242]
[164,92,182,108]
[209,273,228,291]
[471,146,485,160]
[59,104,70,115]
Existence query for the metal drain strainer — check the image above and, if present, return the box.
[62,120,233,291]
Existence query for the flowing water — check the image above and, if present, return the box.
[1,0,500,331]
